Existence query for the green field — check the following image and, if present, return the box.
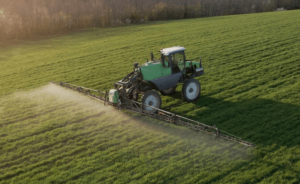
[1,10,300,183]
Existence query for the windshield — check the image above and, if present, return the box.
[164,55,169,62]
[170,52,185,70]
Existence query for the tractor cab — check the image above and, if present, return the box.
[160,46,186,74]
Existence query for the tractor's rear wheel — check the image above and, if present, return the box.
[160,86,177,95]
[141,91,162,113]
[182,79,201,102]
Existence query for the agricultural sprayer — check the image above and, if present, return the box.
[51,46,254,147]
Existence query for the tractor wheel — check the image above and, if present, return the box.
[181,79,201,102]
[160,86,177,95]
[141,91,162,113]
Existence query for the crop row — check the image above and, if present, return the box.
[0,87,250,184]
[1,10,300,183]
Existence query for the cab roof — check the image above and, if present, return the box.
[160,46,185,56]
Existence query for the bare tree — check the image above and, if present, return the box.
[0,0,298,42]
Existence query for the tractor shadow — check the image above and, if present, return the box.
[161,93,300,148]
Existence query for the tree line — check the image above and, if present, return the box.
[0,0,299,42]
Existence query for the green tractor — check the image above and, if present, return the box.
[111,46,204,113]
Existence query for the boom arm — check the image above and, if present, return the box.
[50,81,255,147]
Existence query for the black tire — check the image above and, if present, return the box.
[160,86,177,95]
[141,91,162,113]
[181,79,201,102]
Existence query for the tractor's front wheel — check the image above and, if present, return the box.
[182,79,201,102]
[160,86,177,95]
[141,91,162,113]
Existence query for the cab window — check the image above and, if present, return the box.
[171,52,184,67]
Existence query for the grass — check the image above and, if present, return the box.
[0,9,300,183]
[0,85,250,184]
